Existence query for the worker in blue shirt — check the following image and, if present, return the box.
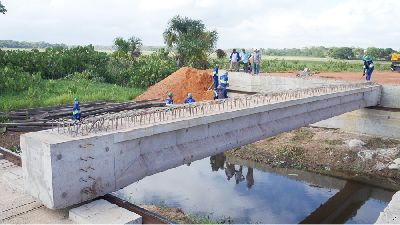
[219,72,229,98]
[165,92,174,105]
[362,53,374,81]
[184,93,196,104]
[72,97,81,121]
[241,49,251,73]
[212,64,219,90]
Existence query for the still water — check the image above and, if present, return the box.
[115,154,395,224]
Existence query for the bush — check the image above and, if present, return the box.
[0,46,109,79]
[0,67,42,94]
[108,48,178,88]
[216,49,227,59]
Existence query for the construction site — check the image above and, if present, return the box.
[1,66,399,224]
[1,0,400,224]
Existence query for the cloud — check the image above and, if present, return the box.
[0,0,399,49]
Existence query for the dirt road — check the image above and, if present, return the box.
[268,71,400,84]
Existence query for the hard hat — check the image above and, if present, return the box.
[364,55,372,61]
[74,97,80,102]
[167,92,173,97]
[188,93,192,98]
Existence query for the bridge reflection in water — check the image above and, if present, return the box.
[117,153,394,224]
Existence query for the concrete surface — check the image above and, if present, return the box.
[380,84,400,108]
[69,199,142,224]
[228,72,348,93]
[229,72,400,108]
[21,85,381,209]
[313,108,400,139]
[0,158,72,224]
[375,191,400,224]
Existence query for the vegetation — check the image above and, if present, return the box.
[257,46,398,60]
[211,57,391,72]
[0,44,177,87]
[216,49,227,59]
[1,78,143,111]
[0,1,6,14]
[113,36,143,59]
[0,40,67,49]
[163,15,218,68]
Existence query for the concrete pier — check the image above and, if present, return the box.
[375,191,400,224]
[21,83,380,209]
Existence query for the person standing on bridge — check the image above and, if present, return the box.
[362,50,374,81]
[184,93,196,104]
[165,92,174,106]
[229,49,240,72]
[253,48,261,75]
[240,49,251,73]
[72,97,81,121]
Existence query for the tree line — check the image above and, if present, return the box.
[0,40,68,49]
[263,46,398,61]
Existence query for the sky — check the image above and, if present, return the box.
[1,0,399,49]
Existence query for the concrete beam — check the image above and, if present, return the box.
[21,86,381,209]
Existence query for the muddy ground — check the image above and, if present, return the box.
[227,127,400,186]
[0,130,24,150]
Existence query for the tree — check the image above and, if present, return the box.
[0,1,6,14]
[113,36,142,59]
[328,47,354,59]
[163,15,218,68]
[215,49,226,59]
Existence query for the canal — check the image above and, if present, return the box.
[115,154,395,224]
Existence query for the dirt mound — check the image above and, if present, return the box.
[136,67,214,104]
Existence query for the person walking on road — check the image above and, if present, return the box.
[241,49,251,73]
[230,49,240,72]
[362,50,374,81]
[253,49,261,75]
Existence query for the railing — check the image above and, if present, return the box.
[52,82,379,137]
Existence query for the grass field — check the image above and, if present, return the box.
[0,80,144,112]
[264,55,392,64]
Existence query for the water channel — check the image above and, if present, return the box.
[115,154,395,224]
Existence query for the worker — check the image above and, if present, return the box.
[229,49,240,72]
[253,48,261,75]
[72,97,81,121]
[212,64,219,90]
[362,51,374,81]
[184,93,196,104]
[165,92,174,105]
[240,49,251,73]
[219,71,229,98]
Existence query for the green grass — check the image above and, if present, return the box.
[211,56,392,72]
[0,79,144,111]
[291,128,315,142]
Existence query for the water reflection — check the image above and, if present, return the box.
[211,153,254,188]
[116,154,394,224]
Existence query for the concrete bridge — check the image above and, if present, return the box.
[21,82,381,209]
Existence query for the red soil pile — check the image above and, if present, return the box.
[136,67,215,104]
